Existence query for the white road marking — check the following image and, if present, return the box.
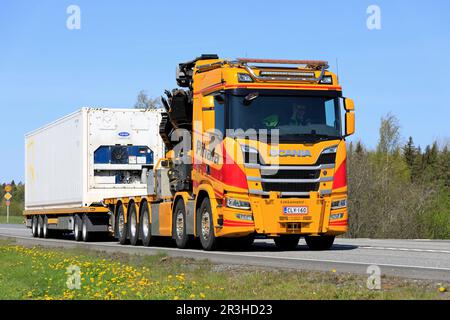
[359,246,450,254]
[0,228,27,231]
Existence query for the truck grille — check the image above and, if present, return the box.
[261,169,320,180]
[261,182,320,193]
[247,153,336,196]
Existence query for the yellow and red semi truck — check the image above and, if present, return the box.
[25,54,355,251]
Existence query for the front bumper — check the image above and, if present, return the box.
[215,192,348,237]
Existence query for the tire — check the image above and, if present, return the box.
[305,235,335,251]
[274,234,300,250]
[173,200,191,249]
[37,215,44,238]
[31,216,38,237]
[140,202,153,247]
[198,197,218,251]
[74,215,82,241]
[128,203,139,246]
[116,204,128,245]
[81,214,91,242]
[42,216,50,239]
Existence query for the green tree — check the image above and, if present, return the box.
[403,137,417,168]
[376,113,400,155]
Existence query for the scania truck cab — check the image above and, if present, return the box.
[103,54,355,251]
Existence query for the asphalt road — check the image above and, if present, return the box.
[0,224,449,281]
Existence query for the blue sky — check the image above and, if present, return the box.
[1,0,449,182]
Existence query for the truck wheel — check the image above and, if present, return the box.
[37,215,44,238]
[173,200,191,249]
[128,204,139,246]
[116,204,128,245]
[274,235,300,250]
[42,216,50,239]
[140,202,152,247]
[198,197,218,251]
[74,215,82,241]
[31,216,38,237]
[82,214,91,242]
[305,235,335,250]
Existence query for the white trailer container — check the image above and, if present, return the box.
[25,108,164,211]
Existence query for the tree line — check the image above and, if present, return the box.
[347,113,450,239]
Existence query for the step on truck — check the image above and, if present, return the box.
[25,54,356,251]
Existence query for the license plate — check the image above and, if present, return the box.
[283,206,308,215]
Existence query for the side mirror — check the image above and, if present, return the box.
[345,112,355,136]
[344,97,355,111]
[343,98,355,136]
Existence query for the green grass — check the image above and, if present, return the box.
[0,215,24,224]
[0,240,447,300]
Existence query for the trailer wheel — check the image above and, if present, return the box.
[31,216,38,237]
[305,235,335,250]
[173,200,192,249]
[140,202,152,247]
[116,204,128,245]
[128,204,139,246]
[74,215,82,241]
[37,215,44,238]
[274,235,300,251]
[198,197,218,251]
[82,214,91,242]
[42,216,50,239]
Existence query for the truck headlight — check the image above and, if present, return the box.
[226,198,251,210]
[322,145,337,154]
[330,213,344,220]
[331,199,347,209]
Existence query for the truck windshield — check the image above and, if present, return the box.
[227,94,342,142]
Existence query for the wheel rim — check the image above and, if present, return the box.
[32,217,36,235]
[74,219,79,237]
[201,209,210,240]
[82,219,87,239]
[130,212,136,237]
[38,218,42,236]
[176,210,184,239]
[43,219,47,237]
[142,211,149,238]
[118,210,125,238]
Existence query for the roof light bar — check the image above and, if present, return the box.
[259,71,315,77]
[237,58,328,67]
[235,58,329,83]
